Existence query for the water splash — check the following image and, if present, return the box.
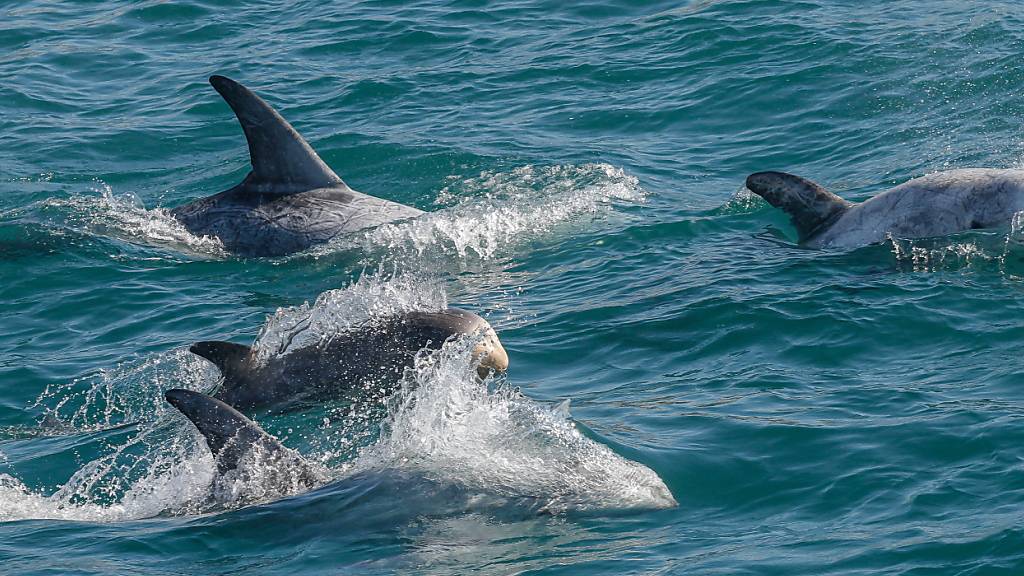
[4,336,673,523]
[37,181,226,257]
[886,213,1024,276]
[0,405,326,522]
[0,424,214,522]
[309,163,645,261]
[715,184,765,214]
[32,349,217,433]
[5,271,673,523]
[208,441,329,508]
[889,235,990,273]
[251,270,449,363]
[362,338,677,513]
[5,350,226,521]
[24,164,642,264]
[2,340,679,520]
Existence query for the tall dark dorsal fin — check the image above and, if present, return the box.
[190,340,251,384]
[745,171,852,242]
[209,75,343,193]
[165,389,289,474]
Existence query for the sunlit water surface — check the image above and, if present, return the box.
[3,1,1024,574]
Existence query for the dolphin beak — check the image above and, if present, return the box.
[473,325,509,378]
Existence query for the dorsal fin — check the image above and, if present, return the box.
[165,389,290,474]
[190,340,251,384]
[745,171,852,242]
[209,75,343,193]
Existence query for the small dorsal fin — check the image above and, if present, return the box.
[745,171,852,242]
[209,75,343,193]
[190,340,251,383]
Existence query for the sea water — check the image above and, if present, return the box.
[3,1,1024,574]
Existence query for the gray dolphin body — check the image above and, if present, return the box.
[745,169,1024,249]
[170,76,422,256]
[190,307,509,412]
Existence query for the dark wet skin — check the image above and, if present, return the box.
[190,308,509,413]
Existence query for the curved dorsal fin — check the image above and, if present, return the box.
[745,171,852,242]
[165,389,289,474]
[209,75,343,193]
[166,389,322,487]
[190,340,251,384]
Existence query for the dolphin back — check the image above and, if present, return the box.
[746,171,852,242]
[188,308,508,413]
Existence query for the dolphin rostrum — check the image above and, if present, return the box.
[190,307,509,412]
[745,169,1024,248]
[170,75,423,256]
[165,388,321,487]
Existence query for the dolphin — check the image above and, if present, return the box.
[190,307,509,412]
[745,169,1024,249]
[165,388,322,486]
[170,75,423,256]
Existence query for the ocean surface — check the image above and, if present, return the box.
[3,1,1024,574]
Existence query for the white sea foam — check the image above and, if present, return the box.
[310,163,644,261]
[39,181,225,257]
[250,270,449,363]
[360,338,677,513]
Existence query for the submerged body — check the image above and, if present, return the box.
[169,75,423,256]
[191,307,509,412]
[746,169,1024,249]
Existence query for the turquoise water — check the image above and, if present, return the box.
[4,0,1024,573]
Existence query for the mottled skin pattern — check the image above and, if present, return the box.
[191,308,509,413]
[171,184,423,256]
[810,169,1024,248]
[748,169,1024,249]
